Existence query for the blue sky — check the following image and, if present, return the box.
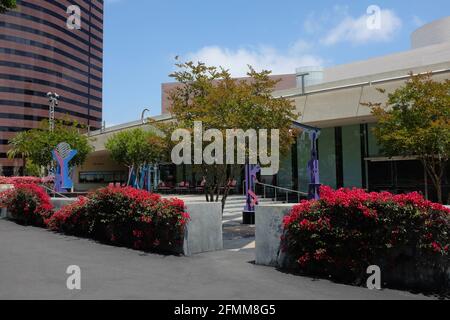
[102,0,450,126]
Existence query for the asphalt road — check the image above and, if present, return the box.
[0,219,434,300]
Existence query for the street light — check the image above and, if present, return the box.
[296,72,310,95]
[47,92,59,132]
[141,108,150,124]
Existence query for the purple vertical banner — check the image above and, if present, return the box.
[308,131,321,200]
[243,164,260,224]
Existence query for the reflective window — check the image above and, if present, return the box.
[79,171,127,184]
[0,48,102,82]
[318,127,337,189]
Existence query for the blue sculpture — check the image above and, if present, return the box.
[128,164,159,192]
[52,142,77,192]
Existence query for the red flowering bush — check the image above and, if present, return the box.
[0,176,54,185]
[283,186,450,286]
[0,184,53,226]
[131,197,189,252]
[46,186,189,253]
[46,197,90,235]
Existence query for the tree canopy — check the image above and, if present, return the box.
[0,0,16,14]
[105,128,168,183]
[7,120,93,173]
[168,61,298,153]
[364,73,450,203]
[163,60,299,207]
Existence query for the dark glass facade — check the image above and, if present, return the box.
[275,123,449,204]
[0,0,103,173]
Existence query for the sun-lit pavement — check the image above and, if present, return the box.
[163,194,256,251]
[0,219,436,300]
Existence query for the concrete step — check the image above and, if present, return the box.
[223,197,282,217]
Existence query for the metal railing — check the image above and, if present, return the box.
[39,184,69,199]
[242,181,308,203]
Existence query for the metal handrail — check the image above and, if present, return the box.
[242,180,307,203]
[256,182,307,196]
[39,184,69,199]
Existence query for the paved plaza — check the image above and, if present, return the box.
[0,219,435,300]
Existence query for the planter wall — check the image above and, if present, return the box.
[3,199,224,257]
[0,208,7,219]
[183,202,223,256]
[255,204,293,267]
[255,204,450,290]
[51,198,78,211]
[1,196,74,219]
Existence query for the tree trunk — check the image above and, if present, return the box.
[423,159,445,204]
[221,186,230,213]
[22,156,26,176]
[436,183,443,205]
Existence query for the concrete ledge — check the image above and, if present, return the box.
[0,184,14,192]
[0,208,7,219]
[1,198,77,219]
[51,198,78,210]
[255,204,294,267]
[183,202,223,256]
[3,198,224,257]
[0,185,13,219]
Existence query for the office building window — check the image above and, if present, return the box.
[79,171,127,184]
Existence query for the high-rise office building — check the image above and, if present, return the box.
[0,0,103,175]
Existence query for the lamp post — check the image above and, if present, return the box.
[296,72,310,95]
[47,92,59,132]
[141,108,150,124]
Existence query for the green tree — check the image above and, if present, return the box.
[165,60,299,209]
[8,120,93,175]
[7,131,31,175]
[105,128,168,186]
[24,160,42,177]
[364,73,450,203]
[0,0,16,14]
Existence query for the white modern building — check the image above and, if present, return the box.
[74,17,450,203]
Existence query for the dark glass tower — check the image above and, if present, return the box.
[0,0,103,174]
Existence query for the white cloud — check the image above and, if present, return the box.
[184,44,324,77]
[412,15,425,28]
[303,5,350,35]
[321,9,402,45]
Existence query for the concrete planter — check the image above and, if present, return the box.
[0,207,8,219]
[0,185,14,219]
[375,251,450,290]
[255,203,450,290]
[2,198,224,257]
[2,198,79,218]
[183,202,223,256]
[255,204,293,267]
[0,184,14,192]
[51,198,78,210]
